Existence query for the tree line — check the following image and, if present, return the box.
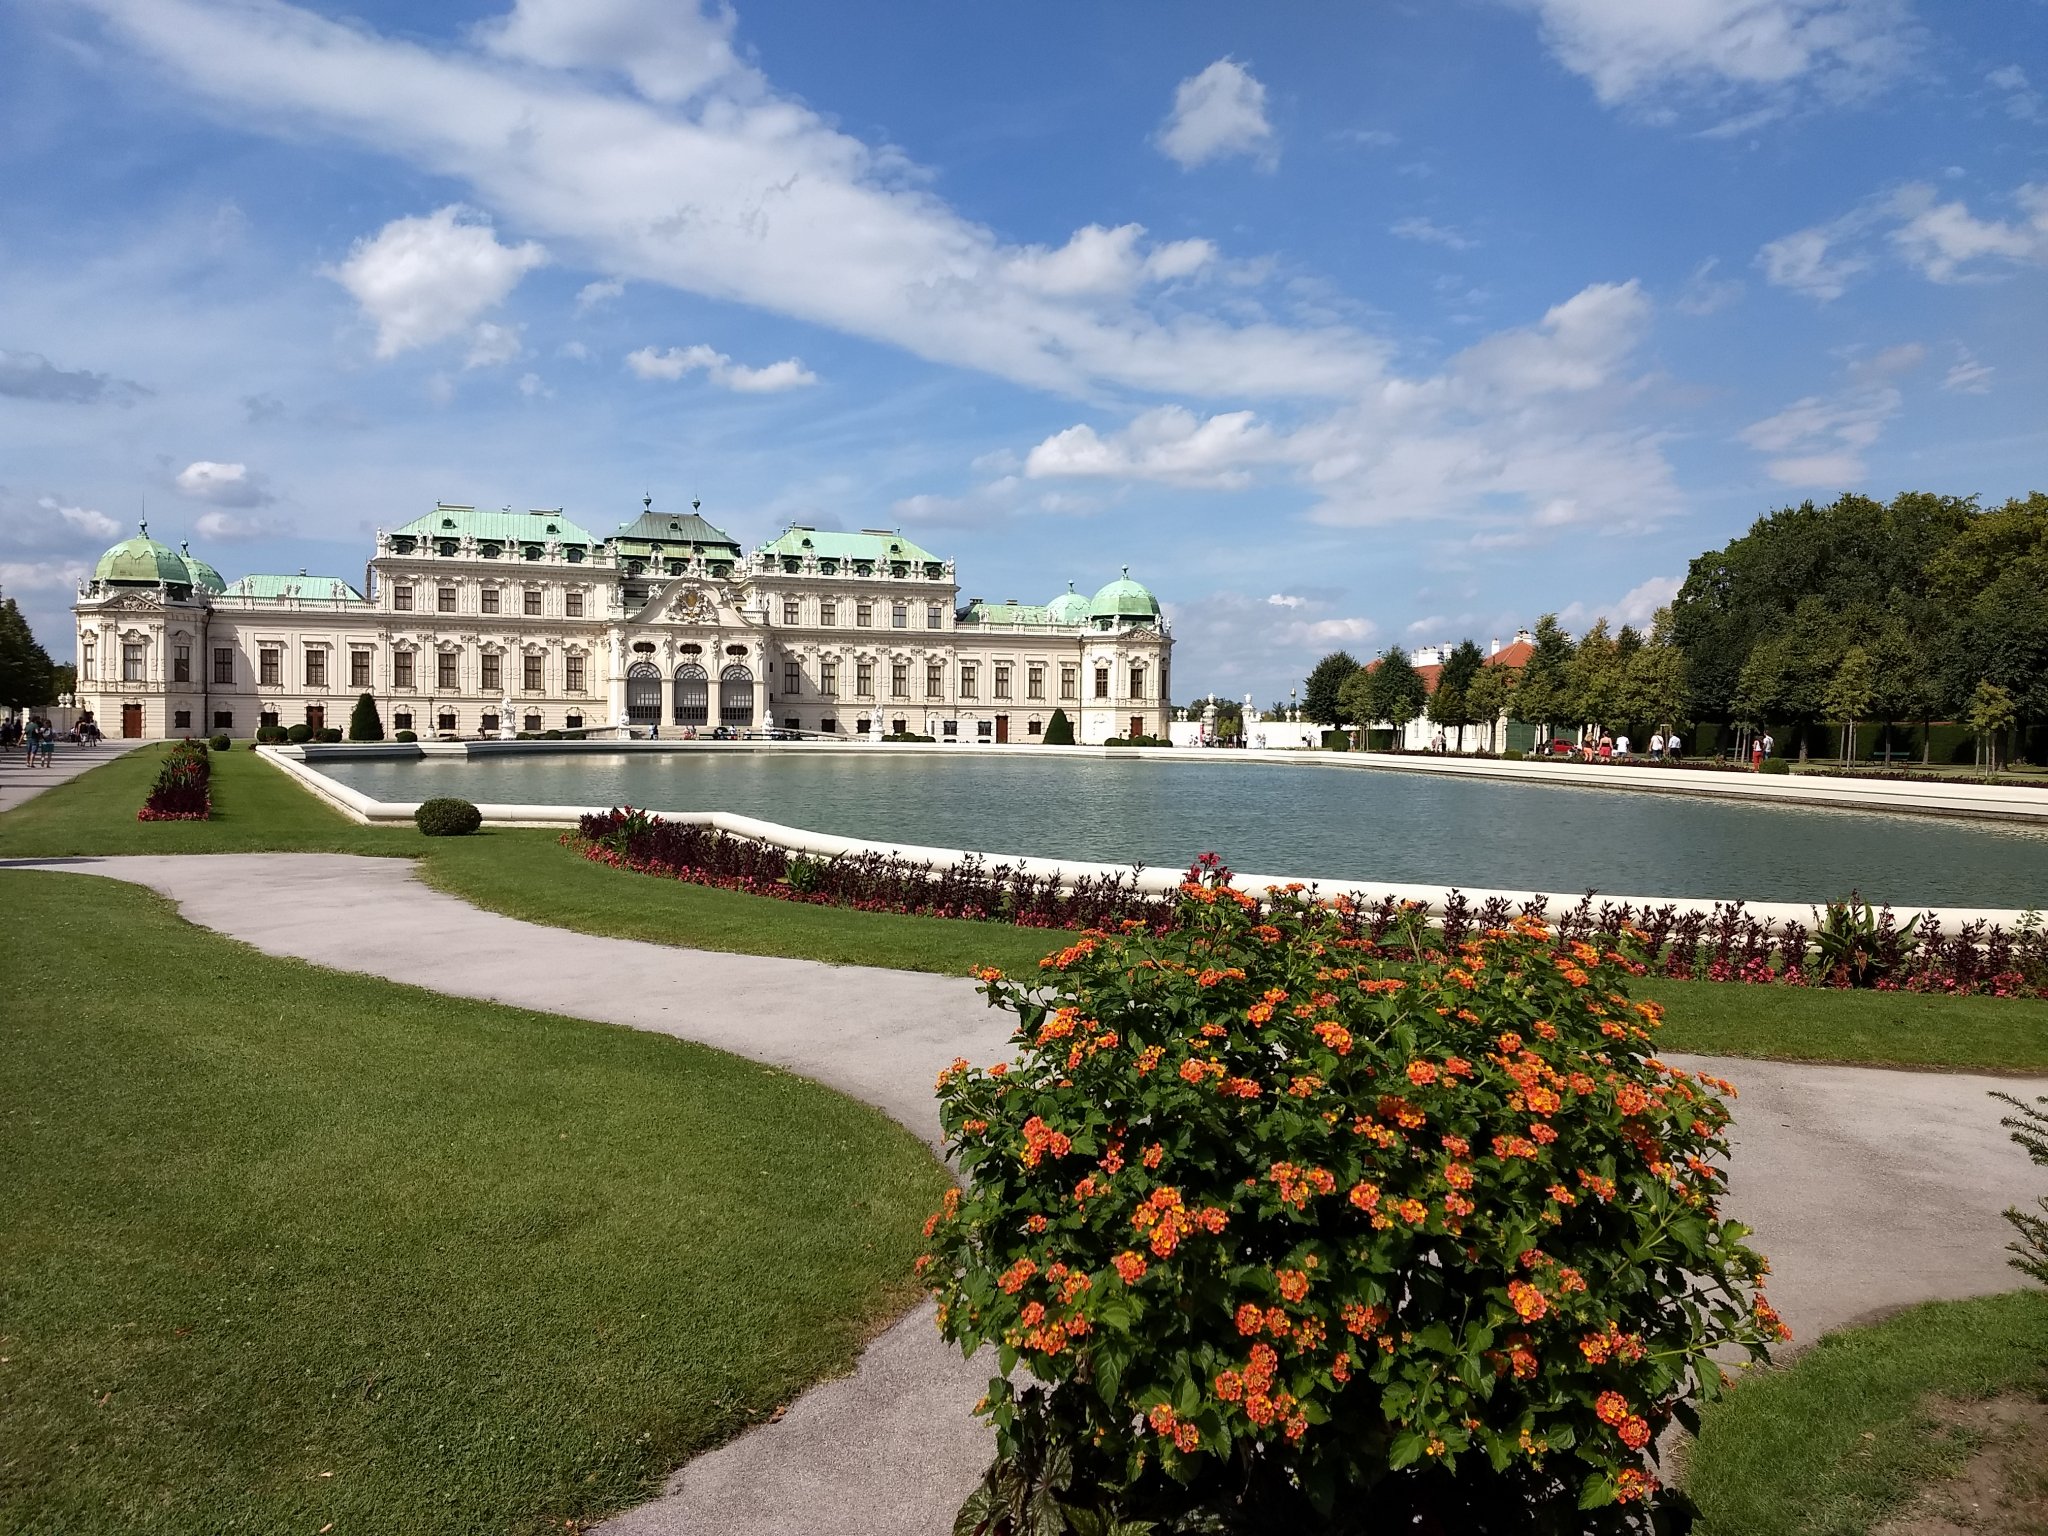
[0,597,61,711]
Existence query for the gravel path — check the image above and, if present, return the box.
[12,852,2043,1536]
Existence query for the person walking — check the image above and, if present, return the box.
[1750,734,1765,770]
[1614,731,1630,759]
[1666,728,1683,762]
[1648,729,1665,762]
[1760,730,1775,763]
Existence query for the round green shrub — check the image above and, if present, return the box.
[285,723,314,744]
[924,877,1783,1533]
[395,729,418,743]
[208,734,231,752]
[1759,759,1791,775]
[315,727,343,744]
[1502,748,1525,760]
[414,797,482,837]
[543,729,563,739]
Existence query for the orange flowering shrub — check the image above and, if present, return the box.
[923,867,1786,1533]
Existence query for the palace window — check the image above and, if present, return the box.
[437,586,456,614]
[351,649,371,688]
[565,655,585,692]
[784,660,802,695]
[891,661,908,698]
[393,585,414,611]
[524,713,542,732]
[977,720,993,739]
[213,711,233,730]
[213,647,234,684]
[820,600,837,626]
[960,664,978,700]
[783,599,801,625]
[481,587,500,615]
[393,711,413,731]
[821,717,838,734]
[124,643,145,683]
[260,648,281,687]
[942,719,958,737]
[524,588,542,616]
[927,605,943,629]
[174,710,191,729]
[1060,665,1077,700]
[1129,665,1146,699]
[1028,717,1042,736]
[892,602,907,629]
[437,652,458,690]
[481,653,501,691]
[856,602,872,628]
[1094,666,1110,700]
[1027,664,1044,700]
[926,662,943,699]
[394,652,414,688]
[438,711,457,732]
[173,644,190,683]
[565,591,584,618]
[523,654,543,691]
[82,641,95,680]
[566,713,583,729]
[820,660,839,696]
[305,649,326,688]
[856,660,873,696]
[994,664,1011,700]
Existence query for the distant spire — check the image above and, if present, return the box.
[692,497,701,511]
[139,518,148,537]
[1121,564,1129,578]
[643,491,653,511]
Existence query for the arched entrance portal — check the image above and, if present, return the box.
[626,662,661,725]
[718,663,753,727]
[674,663,709,727]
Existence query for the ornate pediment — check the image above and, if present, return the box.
[96,592,162,616]
[634,578,749,628]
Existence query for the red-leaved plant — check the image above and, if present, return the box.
[921,862,1787,1534]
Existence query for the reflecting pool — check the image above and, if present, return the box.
[316,750,2048,908]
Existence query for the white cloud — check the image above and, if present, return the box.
[193,509,278,539]
[574,277,624,313]
[1025,406,1276,488]
[1167,590,1377,699]
[326,205,547,358]
[174,460,274,507]
[1987,64,2042,122]
[1003,224,1216,298]
[86,0,1372,401]
[1674,256,1743,314]
[1391,216,1477,251]
[39,497,121,540]
[0,559,90,592]
[1266,593,1307,609]
[1756,222,1865,300]
[1760,181,2048,299]
[1513,0,1913,109]
[1943,352,1993,394]
[517,371,550,397]
[1740,350,1913,486]
[1156,58,1276,170]
[625,343,817,392]
[473,0,743,105]
[465,320,525,369]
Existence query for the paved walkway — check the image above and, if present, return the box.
[10,852,2045,1536]
[0,737,151,813]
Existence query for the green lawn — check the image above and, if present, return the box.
[9,746,2048,1072]
[0,870,950,1535]
[1686,1290,2048,1536]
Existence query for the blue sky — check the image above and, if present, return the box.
[3,0,2044,702]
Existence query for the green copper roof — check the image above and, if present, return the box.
[94,523,192,586]
[391,505,600,546]
[1046,583,1089,625]
[179,541,227,595]
[756,526,942,565]
[1087,570,1161,620]
[959,600,1052,625]
[220,573,368,603]
[613,505,742,553]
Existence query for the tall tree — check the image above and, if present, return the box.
[1615,610,1688,734]
[1302,651,1362,726]
[1564,619,1624,732]
[1464,663,1517,753]
[1823,646,1875,762]
[1362,647,1428,748]
[0,597,56,709]
[1510,615,1575,741]
[1968,681,2017,772]
[1427,640,1485,749]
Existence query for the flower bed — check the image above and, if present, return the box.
[137,739,212,822]
[921,865,1786,1532]
[568,811,2048,999]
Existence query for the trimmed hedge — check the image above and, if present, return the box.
[314,727,343,744]
[414,798,482,837]
[208,734,231,752]
[285,723,313,744]
[395,730,419,743]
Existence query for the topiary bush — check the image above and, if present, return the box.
[1759,759,1791,775]
[348,691,385,742]
[285,723,314,744]
[315,727,343,743]
[208,734,231,752]
[414,797,482,837]
[1042,708,1076,746]
[395,729,418,743]
[923,864,1786,1534]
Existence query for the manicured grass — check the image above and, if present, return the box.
[11,748,2048,1071]
[0,744,401,857]
[0,870,950,1535]
[1686,1290,2048,1536]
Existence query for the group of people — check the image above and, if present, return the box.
[1576,727,1685,763]
[2,712,97,766]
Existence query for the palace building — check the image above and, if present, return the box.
[72,500,1173,746]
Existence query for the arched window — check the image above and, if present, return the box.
[674,662,709,726]
[626,662,661,724]
[718,663,754,726]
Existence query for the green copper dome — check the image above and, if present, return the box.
[1086,568,1161,621]
[179,541,227,595]
[94,523,192,587]
[1046,582,1089,625]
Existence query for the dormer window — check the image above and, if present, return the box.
[437,540,457,557]
[480,542,501,559]
[441,517,456,530]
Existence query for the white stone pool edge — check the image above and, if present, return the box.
[260,742,2043,934]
